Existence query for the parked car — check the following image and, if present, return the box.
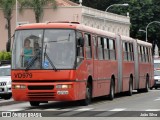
[153,69,160,89]
[0,65,12,100]
[153,58,160,89]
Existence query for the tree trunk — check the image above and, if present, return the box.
[6,18,11,52]
[35,15,40,23]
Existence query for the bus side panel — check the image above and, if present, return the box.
[96,60,118,97]
[139,63,151,89]
[122,62,135,92]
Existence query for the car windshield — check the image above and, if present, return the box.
[12,29,76,70]
[0,67,10,76]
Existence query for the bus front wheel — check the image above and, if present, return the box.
[30,101,40,106]
[81,83,92,106]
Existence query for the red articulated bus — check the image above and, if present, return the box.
[11,22,154,106]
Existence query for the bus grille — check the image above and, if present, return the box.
[0,82,6,86]
[28,85,54,90]
[27,92,55,98]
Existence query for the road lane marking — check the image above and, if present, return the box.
[154,97,160,101]
[45,108,73,111]
[8,109,24,111]
[109,108,126,111]
[75,108,93,111]
[145,109,160,111]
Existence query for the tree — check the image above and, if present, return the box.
[19,0,57,23]
[0,0,16,52]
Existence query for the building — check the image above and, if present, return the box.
[0,0,130,51]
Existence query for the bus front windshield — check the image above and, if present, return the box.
[12,29,76,70]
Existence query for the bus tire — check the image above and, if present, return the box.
[127,78,133,96]
[109,79,115,100]
[30,101,40,106]
[81,82,92,106]
[144,77,149,92]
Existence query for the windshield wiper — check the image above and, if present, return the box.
[44,45,57,71]
[25,50,41,70]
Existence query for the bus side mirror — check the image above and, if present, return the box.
[78,37,84,47]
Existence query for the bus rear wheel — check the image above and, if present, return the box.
[30,101,40,106]
[144,78,149,92]
[109,79,115,100]
[127,78,133,96]
[81,83,92,106]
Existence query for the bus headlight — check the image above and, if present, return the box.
[13,85,26,89]
[56,84,72,89]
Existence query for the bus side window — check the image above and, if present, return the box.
[76,32,84,65]
[97,37,103,60]
[104,38,109,60]
[85,34,92,59]
[93,36,98,59]
[108,39,115,60]
[138,45,141,62]
[140,46,144,62]
[146,47,150,62]
[130,43,134,61]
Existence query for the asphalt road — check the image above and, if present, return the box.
[0,89,160,120]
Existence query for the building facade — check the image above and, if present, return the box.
[0,0,130,51]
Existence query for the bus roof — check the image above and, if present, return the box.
[15,22,152,46]
[137,39,152,47]
[16,22,116,39]
[120,35,135,42]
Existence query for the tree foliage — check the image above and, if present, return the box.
[0,0,16,52]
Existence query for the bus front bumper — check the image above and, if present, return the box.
[12,81,85,101]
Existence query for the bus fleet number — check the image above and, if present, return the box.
[14,73,32,78]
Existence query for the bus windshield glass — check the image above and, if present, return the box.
[12,29,76,70]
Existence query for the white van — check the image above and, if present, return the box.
[153,59,160,89]
[0,65,12,99]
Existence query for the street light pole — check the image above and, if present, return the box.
[145,21,160,42]
[105,3,129,12]
[104,3,129,30]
